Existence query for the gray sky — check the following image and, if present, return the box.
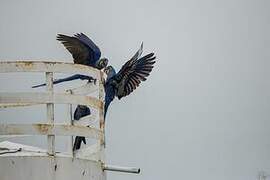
[0,0,270,180]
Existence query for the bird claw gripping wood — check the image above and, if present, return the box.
[88,76,97,85]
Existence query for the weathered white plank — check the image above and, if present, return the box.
[73,114,97,126]
[0,124,103,140]
[69,82,98,95]
[0,61,100,79]
[0,92,102,109]
[0,82,98,108]
[0,103,38,108]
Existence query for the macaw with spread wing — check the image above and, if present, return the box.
[32,33,108,88]
[103,43,156,118]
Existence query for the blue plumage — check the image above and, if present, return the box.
[73,33,101,66]
[56,33,105,67]
[73,105,91,151]
[32,33,108,88]
[32,40,156,123]
[103,43,156,118]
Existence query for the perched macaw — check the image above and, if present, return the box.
[56,33,108,68]
[32,33,108,88]
[73,105,91,151]
[103,43,156,118]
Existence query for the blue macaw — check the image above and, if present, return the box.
[103,43,156,118]
[73,105,91,151]
[37,43,155,149]
[32,33,108,88]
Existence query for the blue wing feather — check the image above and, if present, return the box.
[74,33,101,65]
[57,33,101,67]
[115,52,156,99]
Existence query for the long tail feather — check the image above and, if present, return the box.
[32,74,92,88]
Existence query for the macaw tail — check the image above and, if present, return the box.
[73,136,86,151]
[32,74,92,88]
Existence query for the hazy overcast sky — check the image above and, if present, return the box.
[0,0,270,180]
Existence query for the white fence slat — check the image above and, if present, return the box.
[0,61,99,79]
[0,124,103,140]
[0,92,102,109]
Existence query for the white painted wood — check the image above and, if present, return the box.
[0,61,99,79]
[46,72,55,155]
[0,82,98,108]
[73,114,97,126]
[0,124,103,140]
[98,71,106,162]
[69,82,98,95]
[0,103,39,108]
[75,143,100,161]
[0,156,105,180]
[0,61,110,179]
[65,90,73,155]
[98,72,105,142]
[0,92,102,109]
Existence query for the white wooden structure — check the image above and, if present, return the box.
[0,61,139,180]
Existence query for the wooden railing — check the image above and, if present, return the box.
[0,61,105,160]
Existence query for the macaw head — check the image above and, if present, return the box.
[96,57,108,70]
[104,65,116,81]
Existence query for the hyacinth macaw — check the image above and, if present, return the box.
[32,33,108,88]
[103,43,156,118]
[33,42,156,120]
[39,43,155,149]
[73,105,91,151]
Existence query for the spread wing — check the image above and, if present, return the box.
[129,42,143,62]
[57,33,101,66]
[115,51,156,99]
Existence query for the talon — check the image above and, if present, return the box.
[87,77,97,84]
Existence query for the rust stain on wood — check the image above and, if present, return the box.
[34,124,52,134]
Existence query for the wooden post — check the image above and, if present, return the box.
[66,90,73,156]
[46,72,55,155]
[98,71,105,161]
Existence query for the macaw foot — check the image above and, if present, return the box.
[88,76,97,85]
